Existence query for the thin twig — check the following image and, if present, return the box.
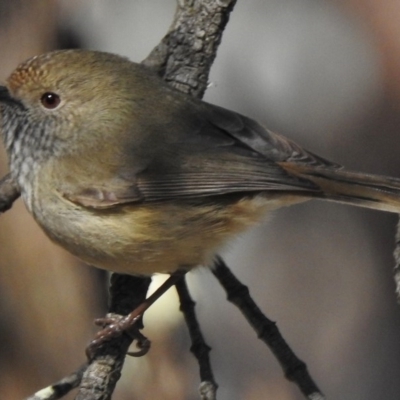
[24,364,87,400]
[211,256,325,400]
[176,278,218,400]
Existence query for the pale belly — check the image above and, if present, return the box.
[30,187,306,275]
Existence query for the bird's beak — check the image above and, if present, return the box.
[0,86,23,108]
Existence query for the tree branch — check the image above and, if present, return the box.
[211,257,325,400]
[24,364,87,400]
[75,274,151,400]
[176,278,218,400]
[143,0,237,97]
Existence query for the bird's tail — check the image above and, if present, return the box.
[280,162,400,213]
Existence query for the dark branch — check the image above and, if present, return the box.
[24,364,87,400]
[143,0,237,97]
[176,278,218,400]
[211,256,325,400]
[75,274,151,400]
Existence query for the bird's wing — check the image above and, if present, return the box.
[202,102,340,168]
[64,102,336,209]
[133,102,339,202]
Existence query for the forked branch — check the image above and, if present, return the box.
[212,257,325,400]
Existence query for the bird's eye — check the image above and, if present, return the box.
[40,92,61,109]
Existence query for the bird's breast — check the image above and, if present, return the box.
[28,178,305,275]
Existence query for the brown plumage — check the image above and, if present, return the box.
[1,49,400,275]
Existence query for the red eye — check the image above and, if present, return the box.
[41,92,61,109]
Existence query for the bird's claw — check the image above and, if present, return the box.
[86,312,150,360]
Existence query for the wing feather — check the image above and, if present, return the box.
[64,99,335,208]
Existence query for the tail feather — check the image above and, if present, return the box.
[280,162,400,213]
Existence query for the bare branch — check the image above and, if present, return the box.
[24,364,87,400]
[143,0,237,97]
[211,257,325,400]
[75,274,151,400]
[176,278,218,400]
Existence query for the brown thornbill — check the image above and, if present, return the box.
[1,49,400,278]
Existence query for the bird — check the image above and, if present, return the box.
[1,49,400,277]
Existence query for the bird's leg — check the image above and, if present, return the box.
[86,270,186,360]
[92,312,151,357]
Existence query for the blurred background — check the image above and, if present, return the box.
[1,0,400,399]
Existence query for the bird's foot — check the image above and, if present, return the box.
[86,311,151,360]
[86,270,186,360]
